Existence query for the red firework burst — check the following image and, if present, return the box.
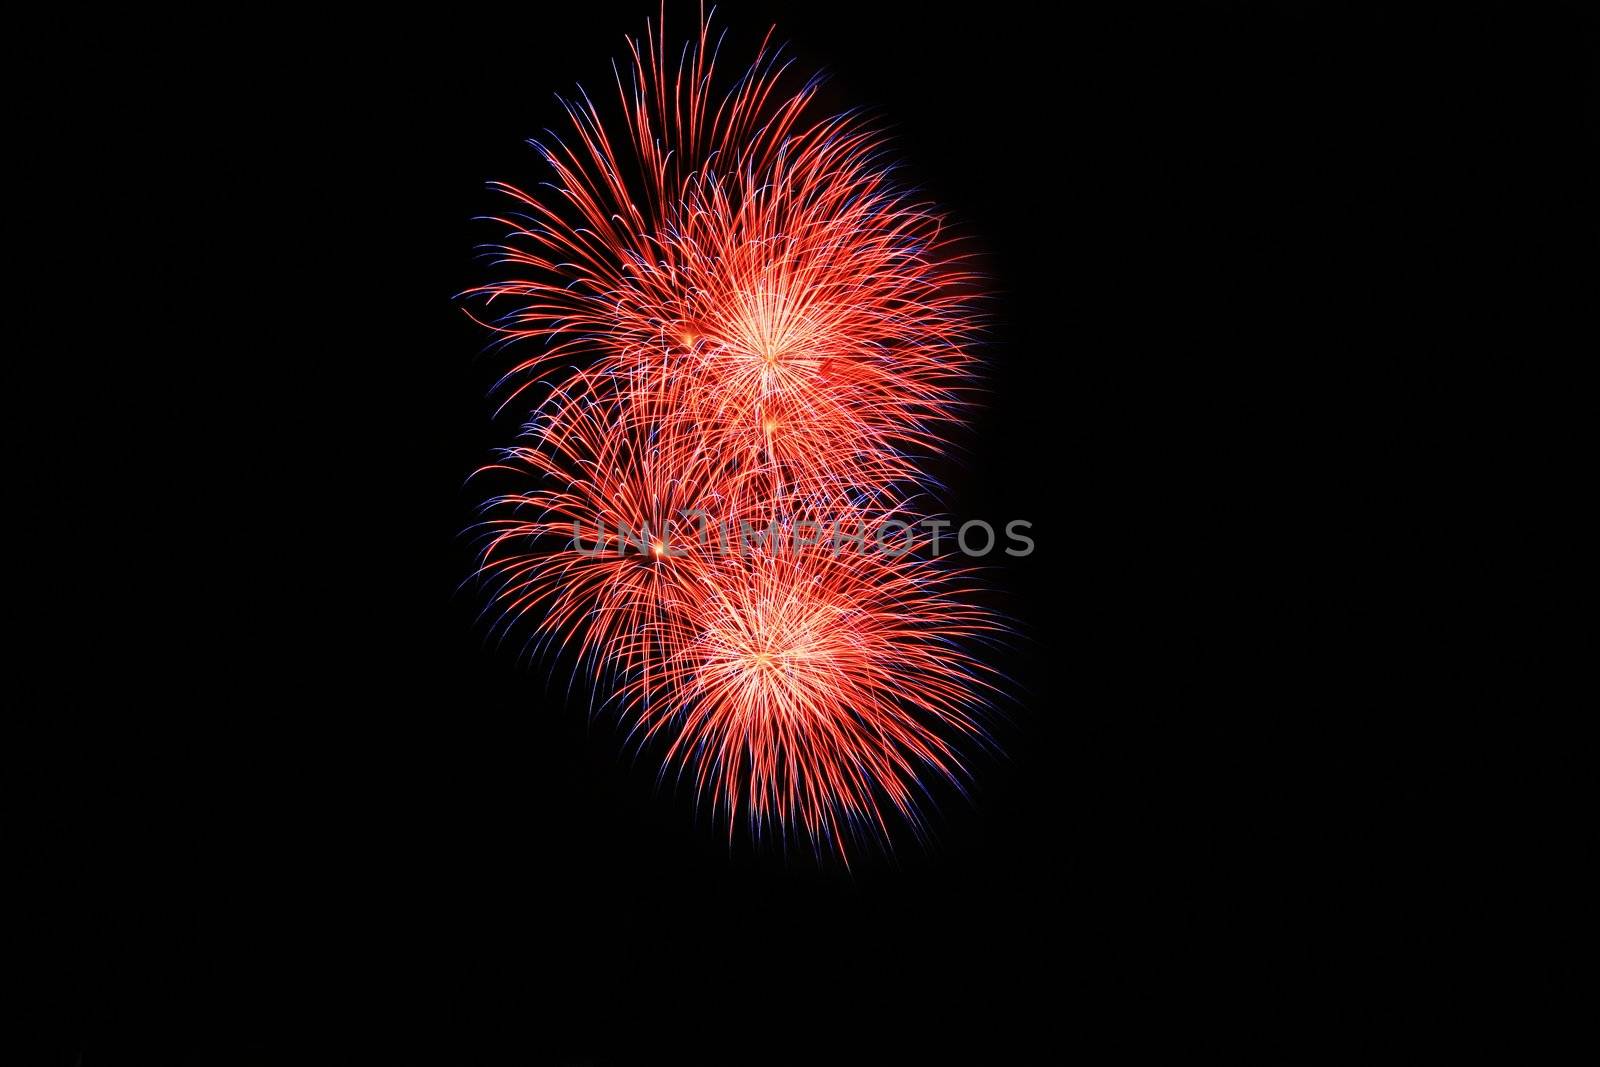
[474,370,728,683]
[627,547,1002,859]
[466,10,1000,858]
[468,14,979,507]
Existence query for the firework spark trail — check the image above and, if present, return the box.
[467,9,1001,858]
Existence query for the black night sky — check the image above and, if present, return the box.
[40,2,1594,1063]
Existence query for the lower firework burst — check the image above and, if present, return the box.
[629,547,1003,861]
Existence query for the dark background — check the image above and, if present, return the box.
[44,1,1593,1062]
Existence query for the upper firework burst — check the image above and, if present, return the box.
[467,12,982,507]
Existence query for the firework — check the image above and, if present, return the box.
[473,369,729,684]
[628,547,1002,860]
[468,14,979,507]
[466,10,999,858]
